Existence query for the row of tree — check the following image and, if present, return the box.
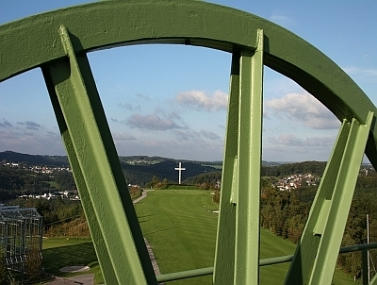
[11,198,83,228]
[0,165,76,201]
[199,165,377,278]
[260,173,377,278]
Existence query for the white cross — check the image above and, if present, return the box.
[174,162,186,185]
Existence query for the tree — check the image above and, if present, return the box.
[24,248,42,282]
[161,178,168,189]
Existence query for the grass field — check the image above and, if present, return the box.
[136,189,218,284]
[43,237,90,250]
[42,237,103,283]
[163,184,202,190]
[41,189,359,284]
[135,189,357,285]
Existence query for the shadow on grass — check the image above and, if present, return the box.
[42,241,97,275]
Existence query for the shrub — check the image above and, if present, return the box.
[24,248,42,282]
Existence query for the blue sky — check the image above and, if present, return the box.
[0,0,376,162]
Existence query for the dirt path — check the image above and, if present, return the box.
[47,274,94,285]
[133,190,162,280]
[133,189,152,204]
[46,190,157,285]
[144,238,161,277]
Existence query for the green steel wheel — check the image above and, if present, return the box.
[0,1,376,284]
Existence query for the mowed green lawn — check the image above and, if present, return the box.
[136,190,218,284]
[41,190,357,284]
[135,189,356,285]
[42,237,103,282]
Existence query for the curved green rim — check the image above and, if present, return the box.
[0,0,376,166]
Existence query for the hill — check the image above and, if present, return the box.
[0,151,68,167]
[120,159,216,185]
[0,151,334,186]
[261,161,327,177]
[0,151,219,185]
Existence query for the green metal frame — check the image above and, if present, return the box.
[286,113,374,285]
[158,242,377,283]
[1,0,376,284]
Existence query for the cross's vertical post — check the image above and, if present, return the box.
[175,162,186,185]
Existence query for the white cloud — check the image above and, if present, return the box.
[343,66,377,79]
[127,114,183,131]
[173,129,221,141]
[269,14,295,28]
[17,121,41,130]
[119,103,141,112]
[176,90,228,111]
[112,132,136,141]
[264,68,303,97]
[266,93,339,129]
[268,134,334,148]
[111,128,224,161]
[200,130,221,140]
[0,128,64,155]
[0,120,12,128]
[263,134,336,161]
[135,93,150,101]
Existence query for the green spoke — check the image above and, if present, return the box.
[1,0,377,167]
[42,67,118,284]
[213,50,240,285]
[42,25,157,285]
[285,112,374,285]
[234,28,264,285]
[1,2,376,283]
[214,29,264,285]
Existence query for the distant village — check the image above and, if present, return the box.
[272,165,374,192]
[273,173,319,191]
[2,161,71,174]
[1,161,80,201]
[1,161,145,201]
[2,160,375,196]
[18,191,80,201]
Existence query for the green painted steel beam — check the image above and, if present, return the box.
[285,112,374,285]
[41,26,157,284]
[340,242,377,254]
[157,267,213,283]
[234,29,264,285]
[214,29,263,285]
[157,243,377,283]
[1,1,376,284]
[43,67,118,284]
[0,0,376,168]
[213,51,239,285]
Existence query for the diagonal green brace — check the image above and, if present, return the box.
[213,50,240,285]
[42,25,157,284]
[285,111,374,285]
[214,29,264,285]
[42,77,118,284]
